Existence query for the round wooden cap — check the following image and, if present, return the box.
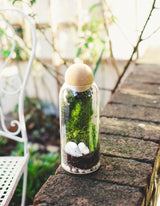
[65,63,93,87]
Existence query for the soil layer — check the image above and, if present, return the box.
[63,144,100,169]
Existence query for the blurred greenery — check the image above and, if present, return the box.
[0,137,7,154]
[76,3,107,71]
[14,97,60,145]
[12,0,36,6]
[4,0,116,78]
[10,142,60,206]
[0,1,117,205]
[0,28,5,37]
[0,96,60,205]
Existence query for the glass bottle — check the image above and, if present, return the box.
[59,63,100,174]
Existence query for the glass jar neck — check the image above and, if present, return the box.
[64,82,94,92]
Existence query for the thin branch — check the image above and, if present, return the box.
[100,0,120,77]
[36,59,63,86]
[101,3,135,48]
[37,27,69,67]
[142,25,160,41]
[14,37,63,85]
[112,0,157,94]
[0,17,63,85]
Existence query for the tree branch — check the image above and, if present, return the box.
[142,25,160,41]
[37,27,70,67]
[112,0,157,94]
[100,0,120,77]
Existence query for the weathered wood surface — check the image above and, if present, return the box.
[33,64,160,206]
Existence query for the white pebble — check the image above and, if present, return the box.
[65,141,82,157]
[153,100,157,104]
[138,123,145,128]
[78,142,89,155]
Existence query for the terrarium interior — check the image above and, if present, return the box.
[59,63,100,174]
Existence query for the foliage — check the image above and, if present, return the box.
[0,137,7,154]
[10,142,60,205]
[12,0,36,6]
[0,25,25,60]
[0,137,7,145]
[0,0,119,91]
[14,97,60,145]
[61,88,98,151]
[75,3,107,73]
[0,97,60,205]
[93,48,105,76]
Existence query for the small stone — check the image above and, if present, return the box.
[65,142,82,157]
[138,123,145,128]
[153,100,157,104]
[78,142,90,155]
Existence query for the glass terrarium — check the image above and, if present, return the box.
[59,63,100,174]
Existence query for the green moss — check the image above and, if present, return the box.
[61,87,98,151]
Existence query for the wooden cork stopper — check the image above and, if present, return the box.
[65,63,93,92]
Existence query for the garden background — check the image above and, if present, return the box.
[0,0,160,205]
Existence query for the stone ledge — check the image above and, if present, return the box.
[126,71,160,84]
[56,155,152,189]
[33,64,160,206]
[111,91,160,108]
[100,117,160,143]
[121,82,160,95]
[100,134,159,163]
[33,175,143,206]
[101,103,160,123]
[133,65,160,75]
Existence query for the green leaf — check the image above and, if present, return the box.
[82,25,87,32]
[2,50,10,58]
[15,27,23,38]
[12,0,36,5]
[87,36,94,42]
[14,44,22,59]
[84,43,89,48]
[33,130,40,138]
[0,28,5,37]
[111,15,117,23]
[12,0,21,5]
[100,39,106,44]
[31,0,36,5]
[89,3,100,13]
[12,0,17,4]
[93,48,105,76]
[76,48,82,57]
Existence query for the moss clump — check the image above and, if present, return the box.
[61,87,98,151]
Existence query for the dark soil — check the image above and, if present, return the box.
[63,144,100,169]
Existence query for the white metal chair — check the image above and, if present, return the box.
[0,7,36,206]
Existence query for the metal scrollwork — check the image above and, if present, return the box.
[0,7,36,142]
[0,18,22,137]
[0,107,21,136]
[0,75,22,95]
